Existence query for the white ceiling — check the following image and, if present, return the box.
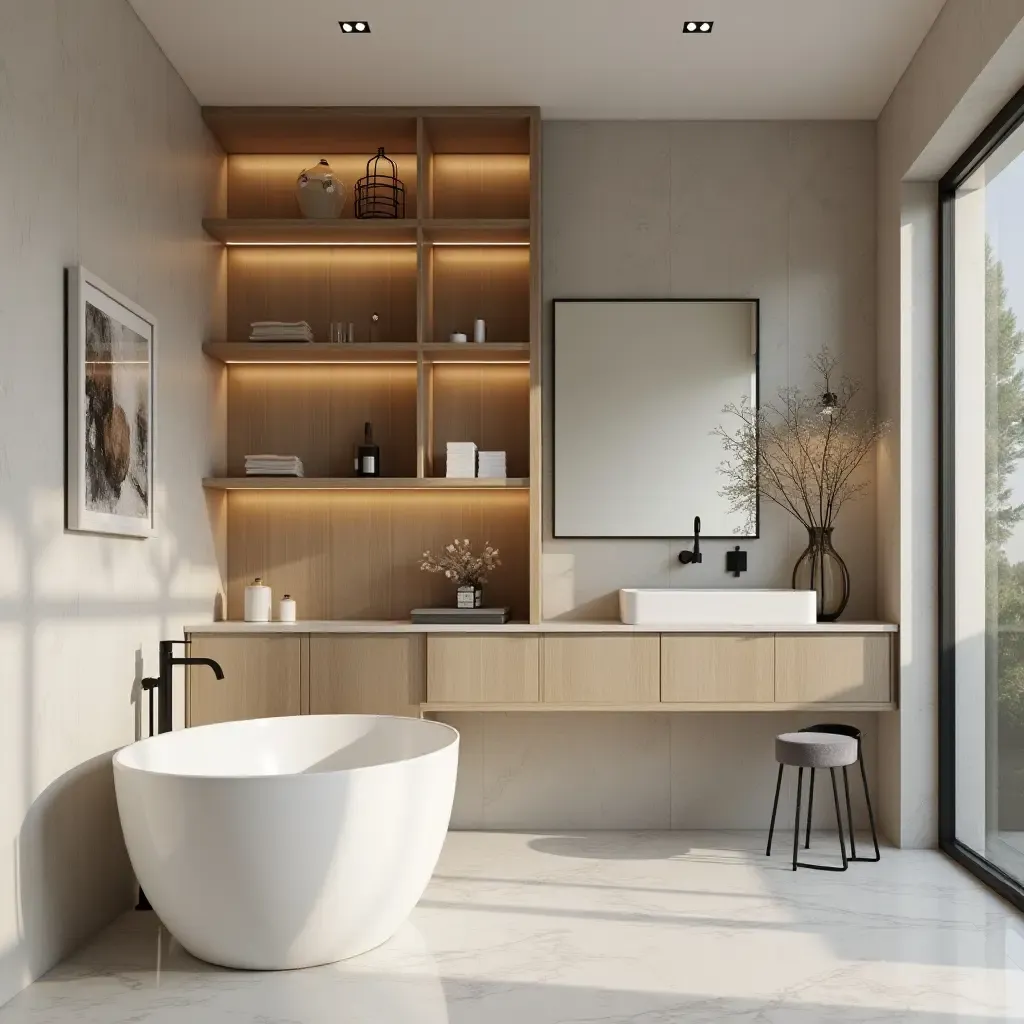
[129,0,945,120]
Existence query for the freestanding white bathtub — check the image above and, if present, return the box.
[113,714,458,970]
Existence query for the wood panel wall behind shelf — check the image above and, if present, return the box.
[430,364,530,478]
[430,246,530,343]
[430,155,529,219]
[226,364,418,478]
[227,154,419,219]
[227,247,418,345]
[226,490,530,620]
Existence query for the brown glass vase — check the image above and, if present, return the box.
[792,526,850,622]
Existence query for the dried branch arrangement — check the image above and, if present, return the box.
[714,349,887,535]
[420,539,501,587]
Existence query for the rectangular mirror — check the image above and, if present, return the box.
[553,299,758,538]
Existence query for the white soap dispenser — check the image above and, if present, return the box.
[244,577,272,622]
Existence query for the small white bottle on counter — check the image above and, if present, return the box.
[473,318,486,343]
[244,577,272,622]
[278,594,297,624]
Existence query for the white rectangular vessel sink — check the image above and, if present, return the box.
[619,588,817,627]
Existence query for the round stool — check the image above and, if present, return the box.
[767,731,857,872]
[799,723,880,862]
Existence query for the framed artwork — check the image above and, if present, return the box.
[66,266,156,537]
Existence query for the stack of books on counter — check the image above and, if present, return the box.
[244,454,304,477]
[446,441,477,478]
[477,450,507,479]
[249,321,314,343]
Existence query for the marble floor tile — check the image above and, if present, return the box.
[2,831,1024,1022]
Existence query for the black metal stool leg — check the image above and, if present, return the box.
[843,766,857,860]
[804,769,815,849]
[767,763,784,857]
[830,768,849,870]
[792,767,803,872]
[793,767,850,873]
[854,754,881,862]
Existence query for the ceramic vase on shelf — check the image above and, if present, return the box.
[791,527,850,622]
[296,159,345,218]
[456,585,483,610]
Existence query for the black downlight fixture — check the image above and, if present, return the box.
[682,20,713,33]
[339,21,371,33]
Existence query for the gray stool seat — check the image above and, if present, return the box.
[775,731,857,770]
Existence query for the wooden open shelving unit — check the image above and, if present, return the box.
[202,106,541,623]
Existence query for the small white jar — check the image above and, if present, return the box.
[278,595,297,624]
[244,578,272,622]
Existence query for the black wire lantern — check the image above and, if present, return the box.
[354,147,406,219]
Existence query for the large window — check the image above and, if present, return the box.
[941,85,1024,905]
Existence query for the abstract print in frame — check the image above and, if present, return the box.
[67,266,156,537]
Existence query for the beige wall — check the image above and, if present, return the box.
[444,120,880,832]
[541,121,878,620]
[875,0,1024,848]
[444,710,880,832]
[0,0,223,1005]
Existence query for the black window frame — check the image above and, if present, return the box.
[939,79,1024,910]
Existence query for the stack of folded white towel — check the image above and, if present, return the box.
[245,454,304,477]
[446,441,478,479]
[477,451,507,479]
[249,321,314,343]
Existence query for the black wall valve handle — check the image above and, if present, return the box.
[678,516,703,565]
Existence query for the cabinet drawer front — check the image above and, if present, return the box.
[309,636,424,717]
[427,635,540,703]
[542,635,659,704]
[775,635,892,703]
[187,636,302,726]
[661,635,774,703]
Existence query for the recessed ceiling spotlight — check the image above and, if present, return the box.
[682,20,713,33]
[339,21,371,33]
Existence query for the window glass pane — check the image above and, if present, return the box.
[954,121,1024,880]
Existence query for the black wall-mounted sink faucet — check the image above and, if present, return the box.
[678,516,702,565]
[141,640,224,735]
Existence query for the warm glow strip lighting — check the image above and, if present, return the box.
[219,358,527,366]
[432,242,530,247]
[224,241,417,247]
[222,241,529,247]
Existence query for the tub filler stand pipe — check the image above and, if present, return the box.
[136,640,225,910]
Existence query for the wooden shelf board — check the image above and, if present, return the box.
[203,342,531,365]
[204,218,531,246]
[422,343,530,363]
[421,701,899,713]
[203,477,530,491]
[203,342,420,364]
[203,218,418,245]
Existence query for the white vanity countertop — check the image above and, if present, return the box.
[185,620,898,635]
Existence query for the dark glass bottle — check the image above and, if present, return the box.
[355,421,380,477]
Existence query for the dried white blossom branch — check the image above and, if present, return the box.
[420,538,501,587]
[714,349,888,535]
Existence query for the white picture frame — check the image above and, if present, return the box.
[67,266,156,538]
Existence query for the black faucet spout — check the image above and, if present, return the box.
[142,640,225,735]
[178,657,226,681]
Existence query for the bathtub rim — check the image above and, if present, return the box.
[113,713,459,781]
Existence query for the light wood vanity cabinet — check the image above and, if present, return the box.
[541,635,659,704]
[774,634,892,704]
[187,635,302,727]
[426,635,540,704]
[186,627,896,720]
[661,635,775,703]
[309,636,424,717]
